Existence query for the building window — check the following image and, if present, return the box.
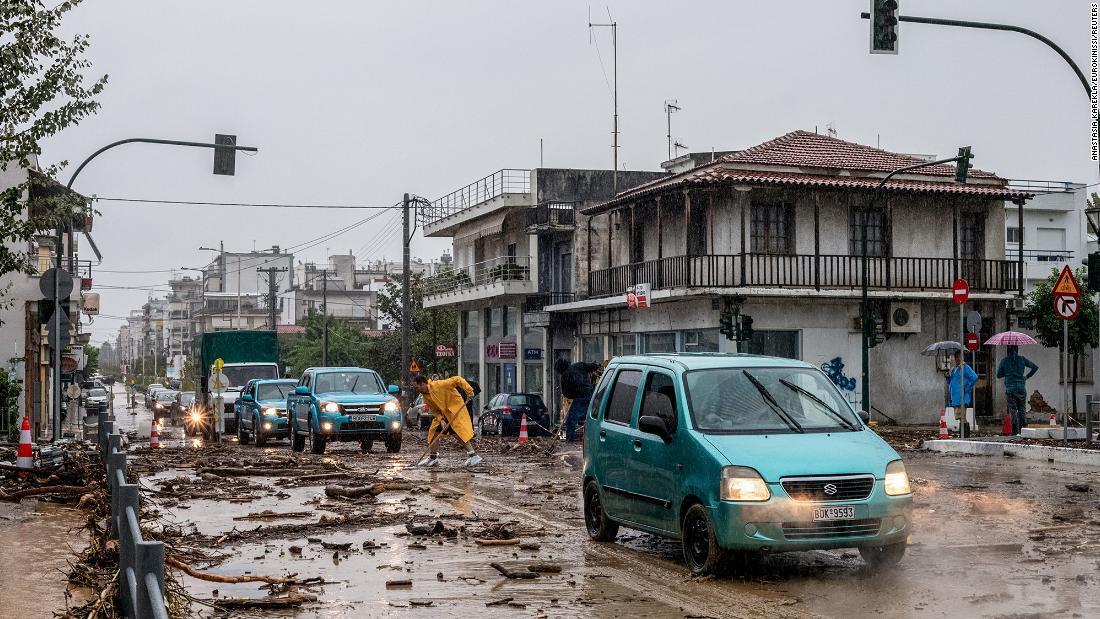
[1006,227,1023,244]
[502,306,511,337]
[524,363,543,394]
[745,330,800,359]
[490,307,503,337]
[849,207,889,257]
[463,310,480,339]
[750,202,794,255]
[961,212,986,260]
[682,329,719,352]
[582,336,604,362]
[610,334,637,357]
[506,243,517,263]
[642,332,677,353]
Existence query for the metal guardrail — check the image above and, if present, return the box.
[97,413,169,619]
[421,169,530,226]
[1004,248,1074,262]
[424,256,532,297]
[1006,179,1081,193]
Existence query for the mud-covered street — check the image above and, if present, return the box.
[106,390,1100,619]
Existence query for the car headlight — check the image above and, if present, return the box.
[720,466,771,502]
[884,460,912,496]
[263,407,277,416]
[155,403,163,410]
[321,401,340,413]
[321,421,334,431]
[390,420,401,431]
[190,411,202,422]
[263,422,273,430]
[383,399,399,413]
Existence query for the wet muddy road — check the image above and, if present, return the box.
[119,396,1100,619]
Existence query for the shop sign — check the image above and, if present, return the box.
[626,283,650,308]
[434,344,456,358]
[499,342,517,359]
[524,347,543,360]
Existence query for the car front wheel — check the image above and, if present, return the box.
[290,420,305,452]
[309,418,327,455]
[583,481,619,542]
[237,415,251,444]
[253,415,267,447]
[682,503,726,576]
[385,434,401,453]
[859,542,906,568]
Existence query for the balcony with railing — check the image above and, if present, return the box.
[526,201,577,232]
[1006,248,1075,282]
[423,256,536,308]
[422,169,531,237]
[586,254,1021,299]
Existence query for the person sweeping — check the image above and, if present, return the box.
[414,374,481,468]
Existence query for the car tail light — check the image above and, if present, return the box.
[502,406,512,414]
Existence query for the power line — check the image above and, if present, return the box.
[93,197,400,209]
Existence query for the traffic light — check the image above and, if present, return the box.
[1089,252,1100,291]
[954,146,973,184]
[737,314,755,342]
[868,313,887,348]
[719,310,735,341]
[870,0,899,54]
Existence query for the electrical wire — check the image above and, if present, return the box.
[93,197,397,209]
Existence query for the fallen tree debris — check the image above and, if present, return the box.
[324,483,383,499]
[209,593,317,609]
[490,562,538,579]
[0,484,91,502]
[233,510,314,521]
[386,579,413,588]
[476,538,520,546]
[166,557,292,584]
[528,562,562,573]
[486,597,514,607]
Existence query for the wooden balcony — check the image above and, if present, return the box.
[587,254,1021,298]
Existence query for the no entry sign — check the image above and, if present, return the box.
[965,332,980,351]
[952,279,969,305]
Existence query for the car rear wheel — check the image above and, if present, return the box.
[360,439,373,453]
[309,418,326,455]
[682,503,726,576]
[237,416,251,444]
[583,481,619,542]
[859,542,906,568]
[290,421,305,452]
[385,434,401,453]
[496,419,505,437]
[253,415,267,447]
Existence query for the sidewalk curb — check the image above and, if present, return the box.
[923,439,1100,466]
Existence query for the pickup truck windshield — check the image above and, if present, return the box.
[313,371,385,395]
[221,365,279,388]
[180,393,195,404]
[87,388,107,397]
[257,383,294,401]
[685,367,860,434]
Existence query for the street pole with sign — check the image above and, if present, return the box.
[966,310,982,436]
[952,279,970,437]
[1051,265,1082,446]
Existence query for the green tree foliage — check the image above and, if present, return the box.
[84,344,98,375]
[0,0,107,318]
[1023,266,1099,414]
[0,368,21,440]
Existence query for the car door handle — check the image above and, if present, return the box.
[632,439,642,450]
[599,430,607,441]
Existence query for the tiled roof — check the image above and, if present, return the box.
[583,130,1026,214]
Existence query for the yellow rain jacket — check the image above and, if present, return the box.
[424,376,476,444]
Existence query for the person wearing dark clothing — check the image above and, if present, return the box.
[997,345,1038,435]
[462,379,481,429]
[558,360,600,442]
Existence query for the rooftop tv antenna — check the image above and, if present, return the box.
[664,99,681,161]
[589,7,619,192]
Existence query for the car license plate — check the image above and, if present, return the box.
[812,506,855,521]
[350,414,376,422]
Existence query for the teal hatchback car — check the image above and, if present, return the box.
[582,353,913,575]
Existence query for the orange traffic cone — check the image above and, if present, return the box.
[150,419,161,449]
[1049,412,1057,427]
[16,417,33,471]
[938,409,949,439]
[517,414,529,443]
[1002,411,1013,436]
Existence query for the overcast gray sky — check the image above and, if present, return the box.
[44,0,1097,348]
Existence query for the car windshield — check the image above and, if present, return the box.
[180,393,195,404]
[220,365,279,389]
[257,383,294,401]
[157,391,176,401]
[313,371,384,394]
[685,367,860,434]
[508,394,543,407]
[88,388,106,397]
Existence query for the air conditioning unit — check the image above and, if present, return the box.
[1006,298,1026,311]
[888,302,921,333]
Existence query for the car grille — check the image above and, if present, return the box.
[342,404,382,414]
[781,518,882,540]
[780,475,875,502]
[341,421,385,431]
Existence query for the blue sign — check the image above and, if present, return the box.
[524,348,543,360]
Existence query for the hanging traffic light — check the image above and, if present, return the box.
[954,146,973,184]
[737,314,755,342]
[868,312,887,348]
[1089,251,1100,291]
[870,0,899,54]
[719,309,735,341]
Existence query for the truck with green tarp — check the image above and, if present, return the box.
[191,331,281,438]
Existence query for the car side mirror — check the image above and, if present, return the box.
[388,384,400,394]
[294,386,310,396]
[638,415,673,443]
[858,410,870,424]
[241,394,254,402]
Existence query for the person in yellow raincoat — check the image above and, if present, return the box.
[413,374,481,468]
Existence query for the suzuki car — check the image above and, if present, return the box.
[287,367,403,455]
[236,379,297,446]
[582,353,913,575]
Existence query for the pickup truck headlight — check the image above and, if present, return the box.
[190,411,202,423]
[720,466,771,502]
[383,399,399,413]
[884,460,912,496]
[263,407,277,416]
[321,401,340,413]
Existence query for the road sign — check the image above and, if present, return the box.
[1053,265,1082,297]
[408,359,421,374]
[213,358,224,373]
[209,372,228,394]
[47,312,71,350]
[1054,295,1080,320]
[39,267,74,298]
[952,279,969,305]
[966,310,982,334]
[965,332,980,351]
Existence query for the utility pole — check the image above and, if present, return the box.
[257,267,287,331]
[401,193,412,392]
[589,16,619,192]
[322,271,329,366]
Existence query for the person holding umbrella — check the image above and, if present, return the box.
[947,350,978,432]
[997,345,1039,436]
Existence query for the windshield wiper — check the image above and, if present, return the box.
[349,375,360,393]
[778,378,858,431]
[742,371,803,433]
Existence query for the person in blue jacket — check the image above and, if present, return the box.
[996,345,1038,435]
[947,350,979,413]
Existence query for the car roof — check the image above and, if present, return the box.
[254,379,297,385]
[311,367,374,374]
[607,353,815,372]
